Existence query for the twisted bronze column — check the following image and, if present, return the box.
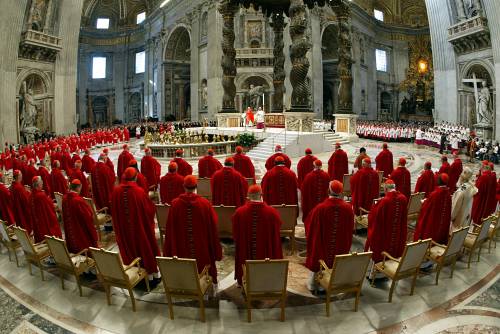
[271,12,286,113]
[219,0,239,113]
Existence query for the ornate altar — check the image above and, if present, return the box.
[265,113,285,128]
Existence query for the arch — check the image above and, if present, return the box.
[163,25,192,61]
[321,23,339,61]
[16,69,52,96]
[235,73,273,91]
[460,59,496,87]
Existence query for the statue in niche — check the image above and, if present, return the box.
[200,80,208,108]
[248,84,264,109]
[20,83,38,131]
[29,0,46,31]
[477,81,493,126]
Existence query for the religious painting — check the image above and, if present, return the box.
[247,20,263,44]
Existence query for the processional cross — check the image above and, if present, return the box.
[462,72,483,115]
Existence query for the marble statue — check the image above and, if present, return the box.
[477,81,493,126]
[248,84,264,109]
[201,80,208,108]
[29,0,46,31]
[21,86,38,131]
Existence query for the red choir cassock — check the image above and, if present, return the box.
[105,158,115,177]
[61,151,73,174]
[141,152,162,188]
[375,144,394,178]
[30,188,62,243]
[365,187,408,263]
[232,193,283,284]
[262,158,298,206]
[159,163,185,205]
[265,147,292,171]
[233,147,255,180]
[111,169,160,274]
[71,154,81,167]
[350,159,380,216]
[50,167,68,198]
[82,153,96,174]
[38,165,52,196]
[305,183,354,272]
[117,148,134,180]
[197,151,222,178]
[497,178,500,206]
[297,149,317,187]
[10,179,32,233]
[211,159,248,207]
[69,168,90,198]
[328,146,349,182]
[438,160,450,175]
[471,169,497,224]
[354,152,369,170]
[389,159,411,199]
[91,161,115,210]
[23,164,38,187]
[414,177,452,244]
[301,161,330,229]
[414,163,436,198]
[164,178,222,282]
[0,182,15,225]
[448,158,463,193]
[171,155,193,177]
[62,190,98,254]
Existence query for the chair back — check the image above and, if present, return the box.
[245,259,288,293]
[342,174,352,196]
[398,239,431,273]
[197,178,211,199]
[377,170,384,186]
[54,192,64,212]
[407,193,425,217]
[445,227,469,257]
[214,205,236,237]
[271,205,298,232]
[13,226,35,256]
[329,252,372,289]
[83,197,98,220]
[155,204,170,231]
[46,237,74,270]
[0,220,10,242]
[157,257,200,292]
[90,248,126,283]
[477,215,493,243]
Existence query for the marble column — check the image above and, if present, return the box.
[455,0,466,21]
[190,9,201,121]
[335,1,353,114]
[271,12,286,113]
[218,0,238,114]
[43,0,53,33]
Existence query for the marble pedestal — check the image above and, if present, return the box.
[335,113,359,141]
[283,112,315,132]
[217,113,242,128]
[474,123,493,141]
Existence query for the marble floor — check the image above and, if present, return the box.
[0,136,498,333]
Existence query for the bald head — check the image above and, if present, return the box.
[32,176,43,190]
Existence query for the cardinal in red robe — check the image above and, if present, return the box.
[91,154,115,210]
[305,181,353,290]
[365,180,408,263]
[438,156,450,175]
[23,159,38,187]
[10,170,32,233]
[350,158,380,216]
[30,176,62,243]
[415,162,436,198]
[414,173,452,244]
[389,157,411,199]
[265,145,292,171]
[297,148,317,187]
[81,150,96,174]
[62,179,98,254]
[102,148,115,177]
[69,160,90,198]
[448,152,463,193]
[0,173,15,225]
[140,148,162,190]
[159,162,185,205]
[50,160,68,198]
[117,144,134,181]
[164,175,223,282]
[38,161,52,196]
[328,143,349,182]
[232,184,283,284]
[471,162,497,224]
[211,157,248,207]
[262,156,298,206]
[301,160,330,230]
[126,160,149,193]
[171,149,193,176]
[375,143,394,178]
[111,167,160,276]
[232,146,255,180]
[198,149,222,178]
[354,147,370,170]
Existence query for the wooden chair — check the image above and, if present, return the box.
[46,237,96,296]
[407,192,425,226]
[426,227,469,285]
[372,239,432,302]
[84,197,112,240]
[377,170,384,191]
[242,259,289,322]
[90,247,149,312]
[214,205,236,238]
[155,203,170,248]
[342,174,352,198]
[488,214,499,252]
[54,191,64,213]
[197,178,212,200]
[271,204,298,254]
[355,198,382,230]
[156,256,212,322]
[0,220,21,266]
[316,252,372,317]
[13,226,51,280]
[463,215,492,268]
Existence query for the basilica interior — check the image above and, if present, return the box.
[0,0,499,333]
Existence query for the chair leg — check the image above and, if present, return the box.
[246,296,252,323]
[104,285,112,305]
[410,271,418,296]
[75,275,83,297]
[166,294,174,320]
[60,272,65,290]
[14,250,19,267]
[7,248,12,262]
[280,296,286,322]
[477,244,482,263]
[144,277,150,292]
[435,264,442,285]
[39,261,45,281]
[467,248,473,268]
[450,257,458,279]
[199,297,206,322]
[354,289,361,312]
[388,280,396,303]
[325,293,331,317]
[128,288,137,312]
